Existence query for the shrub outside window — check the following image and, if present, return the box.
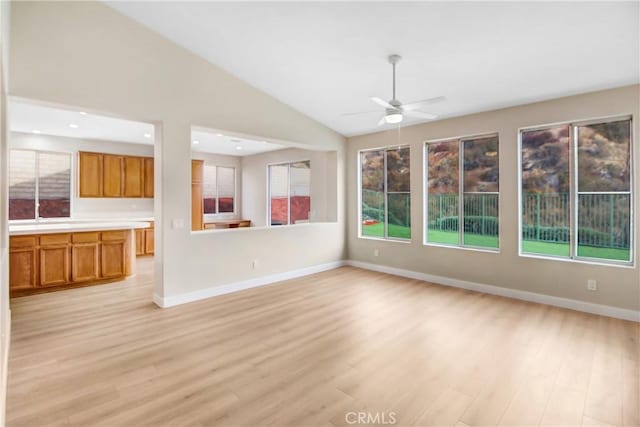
[360,146,410,240]
[520,117,632,264]
[425,134,499,250]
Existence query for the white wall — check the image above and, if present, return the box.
[10,132,154,218]
[241,148,337,227]
[9,1,346,302]
[347,85,640,312]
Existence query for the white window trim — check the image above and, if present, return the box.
[267,159,311,227]
[9,148,74,222]
[517,114,634,267]
[202,164,237,221]
[423,133,500,252]
[357,145,411,242]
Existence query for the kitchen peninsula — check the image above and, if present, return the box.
[9,220,150,297]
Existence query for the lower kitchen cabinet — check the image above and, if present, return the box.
[9,230,133,297]
[135,222,154,256]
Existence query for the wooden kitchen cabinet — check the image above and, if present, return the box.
[144,228,154,255]
[78,151,154,198]
[39,234,71,287]
[10,230,134,297]
[124,156,144,198]
[103,154,124,197]
[135,223,154,256]
[79,152,103,197]
[135,229,145,256]
[144,157,154,198]
[192,160,204,231]
[71,232,100,282]
[9,237,38,291]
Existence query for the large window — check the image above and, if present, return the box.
[520,117,632,263]
[269,160,311,226]
[9,150,71,220]
[203,165,235,215]
[360,146,410,240]
[425,134,499,250]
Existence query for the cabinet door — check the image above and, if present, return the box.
[135,229,145,256]
[103,155,124,197]
[79,152,103,197]
[101,241,126,278]
[144,228,154,254]
[9,248,38,290]
[72,243,100,282]
[143,157,154,198]
[40,245,70,287]
[124,156,144,198]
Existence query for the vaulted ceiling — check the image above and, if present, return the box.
[107,2,639,136]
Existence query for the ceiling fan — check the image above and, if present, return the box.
[345,54,445,126]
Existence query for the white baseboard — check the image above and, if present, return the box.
[153,260,346,308]
[346,260,640,323]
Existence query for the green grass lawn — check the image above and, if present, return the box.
[363,224,630,261]
[522,240,630,261]
[362,222,410,239]
[427,229,499,249]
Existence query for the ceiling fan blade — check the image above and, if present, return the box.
[377,116,387,126]
[402,96,446,111]
[341,110,381,117]
[404,110,438,120]
[370,97,393,109]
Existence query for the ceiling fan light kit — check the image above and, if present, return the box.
[343,54,445,127]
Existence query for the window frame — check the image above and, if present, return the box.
[267,159,311,227]
[202,164,237,220]
[517,115,634,267]
[357,145,411,243]
[423,133,500,252]
[9,148,74,222]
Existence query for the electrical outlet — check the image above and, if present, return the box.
[172,218,184,229]
[587,279,597,291]
[373,248,379,257]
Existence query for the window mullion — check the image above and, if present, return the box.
[384,150,388,239]
[458,140,464,246]
[571,125,578,259]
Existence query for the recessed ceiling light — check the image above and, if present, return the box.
[216,133,223,137]
[32,129,41,134]
[236,146,243,150]
[143,133,152,138]
[79,111,87,115]
[193,140,200,145]
[68,123,79,128]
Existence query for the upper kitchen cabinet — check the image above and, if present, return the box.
[103,154,124,197]
[79,152,103,197]
[143,157,154,198]
[124,156,144,197]
[78,151,154,198]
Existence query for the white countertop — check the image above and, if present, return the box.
[9,221,151,236]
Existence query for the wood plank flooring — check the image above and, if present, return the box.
[6,258,640,426]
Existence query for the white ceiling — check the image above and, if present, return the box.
[10,100,155,144]
[191,129,285,156]
[107,2,639,136]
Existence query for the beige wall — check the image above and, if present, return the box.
[241,147,337,227]
[347,85,640,311]
[9,1,346,301]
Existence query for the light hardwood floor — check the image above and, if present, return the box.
[6,258,640,426]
